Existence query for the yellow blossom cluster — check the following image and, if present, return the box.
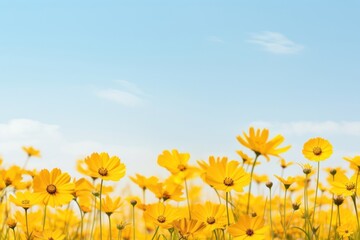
[0,127,359,239]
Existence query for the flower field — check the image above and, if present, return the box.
[0,127,359,240]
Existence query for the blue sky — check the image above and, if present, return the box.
[1,1,360,182]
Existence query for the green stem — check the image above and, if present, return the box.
[312,162,320,225]
[12,228,16,240]
[22,155,30,169]
[352,195,360,231]
[283,189,288,239]
[108,214,112,240]
[74,200,84,240]
[184,178,191,219]
[99,179,104,240]
[151,226,159,240]
[327,175,335,240]
[246,153,260,214]
[269,188,273,240]
[25,208,29,240]
[132,205,136,240]
[226,192,232,240]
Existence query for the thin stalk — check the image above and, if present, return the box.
[22,155,30,169]
[246,153,260,214]
[327,175,335,240]
[25,208,29,239]
[283,189,288,239]
[74,200,84,240]
[99,179,104,240]
[312,162,320,225]
[269,188,274,240]
[352,195,360,231]
[108,214,112,240]
[151,226,159,240]
[132,205,136,240]
[12,228,16,240]
[184,178,191,219]
[226,192,232,240]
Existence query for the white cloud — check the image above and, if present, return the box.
[0,119,155,179]
[208,36,224,43]
[249,31,304,54]
[115,80,144,95]
[248,121,360,136]
[96,89,143,107]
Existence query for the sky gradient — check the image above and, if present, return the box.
[1,1,360,182]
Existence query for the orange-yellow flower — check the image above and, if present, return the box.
[144,203,181,229]
[10,190,40,210]
[274,175,296,189]
[343,155,360,171]
[302,137,333,161]
[237,127,291,161]
[129,174,159,190]
[205,158,250,192]
[330,173,360,196]
[191,201,227,231]
[85,152,126,181]
[172,218,206,239]
[228,215,269,239]
[99,195,122,215]
[33,168,75,207]
[22,146,41,158]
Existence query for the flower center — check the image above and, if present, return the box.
[98,167,108,176]
[313,147,322,156]
[223,177,234,186]
[46,184,57,194]
[206,217,215,224]
[162,191,171,201]
[5,178,12,187]
[177,164,186,171]
[21,200,30,205]
[346,182,355,191]
[246,229,254,236]
[157,215,166,223]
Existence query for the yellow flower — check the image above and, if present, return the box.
[274,175,296,189]
[157,149,197,179]
[22,146,41,158]
[2,165,23,187]
[9,190,40,210]
[343,155,360,171]
[144,203,181,229]
[228,215,268,239]
[172,218,206,239]
[6,217,17,229]
[85,152,126,181]
[302,137,333,161]
[337,221,356,239]
[237,127,291,161]
[33,168,75,207]
[236,150,253,164]
[147,177,184,202]
[191,201,227,231]
[330,172,360,196]
[34,229,66,240]
[129,174,159,190]
[99,195,122,215]
[197,156,228,181]
[205,158,250,192]
[280,158,294,169]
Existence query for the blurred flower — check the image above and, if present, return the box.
[10,190,40,210]
[129,174,158,191]
[236,127,291,161]
[343,155,360,171]
[22,146,41,158]
[173,218,206,239]
[99,195,122,216]
[302,137,332,161]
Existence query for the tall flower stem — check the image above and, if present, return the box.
[151,226,159,240]
[352,195,360,231]
[312,162,320,227]
[99,179,104,240]
[25,208,29,239]
[22,155,30,169]
[184,177,191,219]
[107,214,112,240]
[246,153,260,214]
[132,204,136,240]
[327,175,335,240]
[226,192,231,240]
[283,188,288,239]
[268,187,274,240]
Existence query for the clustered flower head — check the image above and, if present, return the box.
[0,130,358,240]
